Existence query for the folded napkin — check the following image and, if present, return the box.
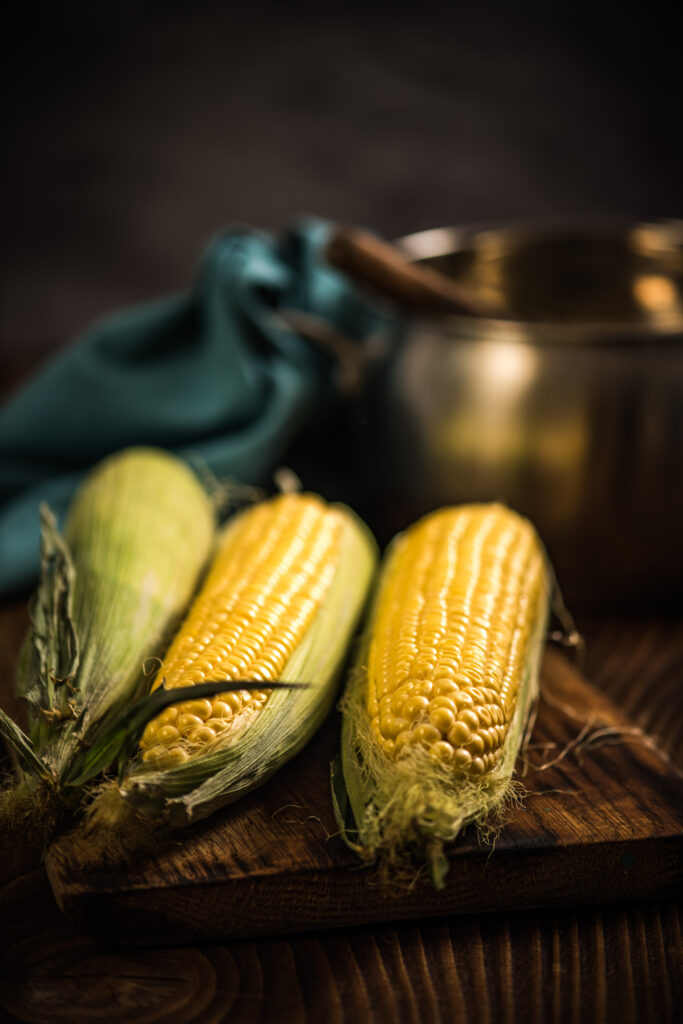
[0,219,390,596]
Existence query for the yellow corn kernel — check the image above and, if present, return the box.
[140,493,345,759]
[142,720,159,745]
[158,707,180,726]
[188,726,217,745]
[210,701,233,719]
[177,714,205,735]
[222,692,244,714]
[156,725,180,744]
[179,699,213,720]
[429,705,455,733]
[430,740,455,763]
[142,745,189,769]
[413,723,441,746]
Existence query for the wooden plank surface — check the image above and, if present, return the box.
[45,647,683,944]
[2,607,682,1022]
[2,902,682,1024]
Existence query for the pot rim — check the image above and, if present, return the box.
[396,217,683,346]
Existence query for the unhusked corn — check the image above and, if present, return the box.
[336,502,550,882]
[140,493,345,766]
[103,489,377,828]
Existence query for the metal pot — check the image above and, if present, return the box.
[355,220,683,606]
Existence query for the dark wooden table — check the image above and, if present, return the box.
[1,605,681,1023]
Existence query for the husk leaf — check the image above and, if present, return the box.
[0,709,54,784]
[21,505,79,726]
[1,447,215,826]
[63,679,305,789]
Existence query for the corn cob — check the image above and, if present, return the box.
[102,492,377,827]
[334,503,549,886]
[1,447,214,810]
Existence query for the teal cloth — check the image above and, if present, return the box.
[0,219,389,596]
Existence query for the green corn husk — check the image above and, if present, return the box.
[0,447,215,827]
[89,500,378,831]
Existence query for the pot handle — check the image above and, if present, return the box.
[325,224,494,318]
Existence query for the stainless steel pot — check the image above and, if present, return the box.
[356,220,683,605]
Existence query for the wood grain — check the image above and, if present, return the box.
[2,904,681,1024]
[2,607,682,1023]
[581,613,683,767]
[44,648,683,945]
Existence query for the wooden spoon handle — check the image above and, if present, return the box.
[326,225,492,317]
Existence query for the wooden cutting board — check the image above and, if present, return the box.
[46,648,683,945]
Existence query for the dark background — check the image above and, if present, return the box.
[2,0,681,379]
